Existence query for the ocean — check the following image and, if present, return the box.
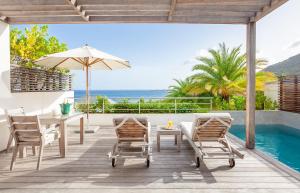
[74,90,168,100]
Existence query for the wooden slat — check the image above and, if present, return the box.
[279,75,300,113]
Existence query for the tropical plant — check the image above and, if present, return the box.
[167,78,198,97]
[10,25,68,68]
[191,43,276,101]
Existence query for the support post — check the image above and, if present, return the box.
[246,22,256,149]
[174,99,177,114]
[85,64,89,119]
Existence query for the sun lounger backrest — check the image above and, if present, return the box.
[113,117,148,142]
[192,114,232,141]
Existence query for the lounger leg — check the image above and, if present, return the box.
[10,145,19,171]
[157,134,160,152]
[6,134,14,153]
[32,146,36,156]
[224,136,234,157]
[112,143,117,156]
[177,134,181,152]
[37,144,44,170]
[19,146,27,158]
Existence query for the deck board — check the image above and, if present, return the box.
[0,126,299,193]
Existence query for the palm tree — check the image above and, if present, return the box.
[192,43,276,101]
[167,78,197,97]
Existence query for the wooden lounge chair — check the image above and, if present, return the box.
[179,113,243,168]
[108,117,152,168]
[8,115,61,170]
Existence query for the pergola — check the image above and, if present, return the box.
[0,0,289,149]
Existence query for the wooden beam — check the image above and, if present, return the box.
[168,0,177,21]
[178,0,270,6]
[174,10,255,17]
[245,21,256,149]
[253,0,289,22]
[78,0,170,5]
[7,16,84,24]
[82,4,170,11]
[8,15,249,24]
[86,10,168,17]
[85,10,254,18]
[66,0,89,21]
[0,10,78,17]
[0,0,65,5]
[0,5,73,11]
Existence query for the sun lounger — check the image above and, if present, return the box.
[108,117,152,168]
[179,113,243,168]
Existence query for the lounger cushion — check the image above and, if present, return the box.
[180,122,194,139]
[193,113,232,119]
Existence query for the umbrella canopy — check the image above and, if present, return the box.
[35,45,130,70]
[35,45,130,119]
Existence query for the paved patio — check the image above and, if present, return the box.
[0,126,299,193]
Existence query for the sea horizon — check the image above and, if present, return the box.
[74,89,169,100]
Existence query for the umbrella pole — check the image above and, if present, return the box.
[86,65,89,120]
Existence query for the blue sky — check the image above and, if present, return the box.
[14,0,300,90]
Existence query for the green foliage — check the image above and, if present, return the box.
[255,91,278,110]
[168,43,277,100]
[213,92,277,111]
[167,78,198,97]
[75,96,209,114]
[10,25,68,70]
[192,43,246,100]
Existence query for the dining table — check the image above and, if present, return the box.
[39,112,85,158]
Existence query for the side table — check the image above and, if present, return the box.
[157,126,181,152]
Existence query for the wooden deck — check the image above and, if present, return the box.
[0,126,299,193]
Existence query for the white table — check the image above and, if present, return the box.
[39,112,85,158]
[156,126,181,152]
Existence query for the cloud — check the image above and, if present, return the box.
[195,49,210,58]
[184,48,211,65]
[284,38,300,50]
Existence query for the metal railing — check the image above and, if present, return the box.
[73,96,213,114]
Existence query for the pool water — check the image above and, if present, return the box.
[230,124,300,172]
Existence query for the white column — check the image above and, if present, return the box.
[0,21,11,151]
[246,21,256,149]
[0,21,11,109]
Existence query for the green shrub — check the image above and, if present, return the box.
[75,93,277,113]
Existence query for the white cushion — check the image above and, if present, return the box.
[44,127,60,144]
[180,122,194,139]
[193,113,232,119]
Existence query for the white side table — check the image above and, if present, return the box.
[157,126,181,152]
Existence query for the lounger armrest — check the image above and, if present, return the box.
[147,122,152,144]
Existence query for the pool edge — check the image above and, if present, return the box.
[228,133,300,181]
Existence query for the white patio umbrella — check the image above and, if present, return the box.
[35,45,130,120]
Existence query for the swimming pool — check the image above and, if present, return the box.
[230,124,300,172]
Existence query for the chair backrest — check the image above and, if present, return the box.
[113,117,148,142]
[5,107,25,132]
[192,113,233,141]
[8,115,42,144]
